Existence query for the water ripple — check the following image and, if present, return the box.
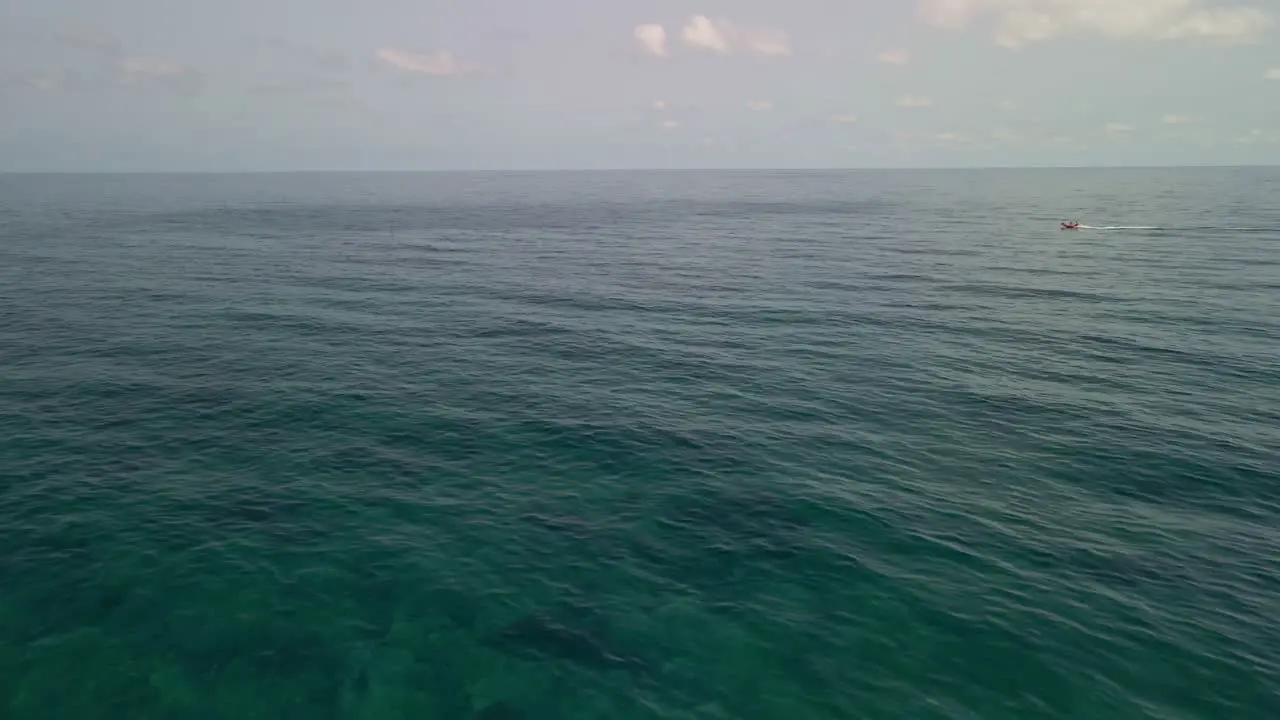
[1,169,1278,719]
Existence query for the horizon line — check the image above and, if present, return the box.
[2,163,1279,175]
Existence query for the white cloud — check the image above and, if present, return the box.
[917,0,1273,48]
[117,57,187,79]
[877,49,911,64]
[28,75,60,91]
[662,119,681,129]
[634,24,669,57]
[1265,67,1280,79]
[115,57,203,93]
[679,16,790,55]
[5,71,63,92]
[1234,128,1279,143]
[744,30,792,56]
[375,48,468,76]
[652,100,668,110]
[897,94,934,108]
[248,78,352,105]
[833,114,860,124]
[1162,113,1196,124]
[998,99,1022,110]
[1105,121,1135,134]
[935,132,973,145]
[54,24,125,58]
[46,27,201,95]
[746,99,773,111]
[683,15,731,53]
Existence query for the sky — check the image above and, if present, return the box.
[1,0,1279,171]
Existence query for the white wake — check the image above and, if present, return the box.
[1077,225,1163,230]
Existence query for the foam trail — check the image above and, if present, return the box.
[1078,225,1162,230]
[1073,225,1279,232]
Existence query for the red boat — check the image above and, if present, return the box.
[1061,221,1080,230]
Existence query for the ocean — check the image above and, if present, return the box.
[0,168,1277,719]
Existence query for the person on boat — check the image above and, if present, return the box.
[1061,221,1079,230]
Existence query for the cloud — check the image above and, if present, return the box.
[116,56,204,94]
[118,57,187,80]
[743,29,792,56]
[1105,121,1135,134]
[243,35,353,75]
[2,71,66,92]
[917,0,1273,48]
[877,49,911,64]
[679,16,791,55]
[375,48,469,76]
[662,119,681,129]
[247,77,353,108]
[53,24,125,58]
[896,94,934,108]
[683,15,732,53]
[1234,128,1280,143]
[1162,113,1196,124]
[45,24,202,95]
[833,114,860,124]
[652,100,668,110]
[634,24,669,57]
[1266,67,1280,79]
[998,99,1022,110]
[989,128,1022,143]
[746,99,773,111]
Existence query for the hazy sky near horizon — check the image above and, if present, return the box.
[2,0,1279,170]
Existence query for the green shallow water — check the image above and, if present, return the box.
[1,168,1278,719]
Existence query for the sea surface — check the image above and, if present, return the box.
[1,168,1278,719]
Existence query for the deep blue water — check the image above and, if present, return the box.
[1,168,1278,719]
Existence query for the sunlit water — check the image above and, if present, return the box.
[1,168,1278,719]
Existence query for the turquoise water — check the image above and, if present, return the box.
[1,168,1277,719]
